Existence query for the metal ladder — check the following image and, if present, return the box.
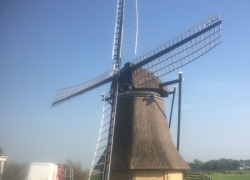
[88,83,119,180]
[64,168,73,180]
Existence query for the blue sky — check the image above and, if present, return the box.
[0,0,250,168]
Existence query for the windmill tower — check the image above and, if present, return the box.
[51,1,222,180]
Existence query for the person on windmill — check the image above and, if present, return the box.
[111,63,119,75]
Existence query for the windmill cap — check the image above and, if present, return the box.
[0,147,8,157]
[118,64,168,97]
[132,68,169,97]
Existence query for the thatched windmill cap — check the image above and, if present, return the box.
[119,64,169,97]
[0,147,7,158]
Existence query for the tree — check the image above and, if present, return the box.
[245,160,250,170]
[203,160,214,170]
[219,158,232,170]
[232,160,241,170]
[194,159,204,170]
[240,159,246,170]
[188,159,204,170]
[2,161,28,180]
[188,159,245,171]
[65,159,88,180]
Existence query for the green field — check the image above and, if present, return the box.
[186,171,250,180]
[208,174,250,180]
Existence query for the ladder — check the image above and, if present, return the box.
[88,83,119,180]
[64,168,73,180]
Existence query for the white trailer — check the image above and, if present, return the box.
[26,162,73,180]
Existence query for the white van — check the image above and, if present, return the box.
[26,163,59,180]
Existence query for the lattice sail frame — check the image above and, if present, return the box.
[121,0,138,57]
[52,70,113,107]
[112,0,138,60]
[132,14,222,85]
[52,0,138,108]
[52,14,222,108]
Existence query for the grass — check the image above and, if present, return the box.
[186,170,250,180]
[208,174,250,180]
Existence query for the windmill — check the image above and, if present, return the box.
[51,0,222,180]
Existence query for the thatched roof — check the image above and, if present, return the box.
[95,67,190,170]
[118,66,169,97]
[0,147,7,157]
[111,94,190,170]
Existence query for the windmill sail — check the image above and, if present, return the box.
[112,0,138,61]
[90,1,138,179]
[131,14,222,85]
[52,0,138,108]
[52,70,114,107]
[52,14,222,108]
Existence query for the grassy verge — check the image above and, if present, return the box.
[208,174,250,180]
[185,170,250,180]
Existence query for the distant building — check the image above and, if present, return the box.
[0,147,8,180]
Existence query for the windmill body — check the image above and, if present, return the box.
[51,1,222,180]
[109,71,190,180]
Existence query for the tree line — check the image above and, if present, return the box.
[188,159,250,170]
[2,158,250,180]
